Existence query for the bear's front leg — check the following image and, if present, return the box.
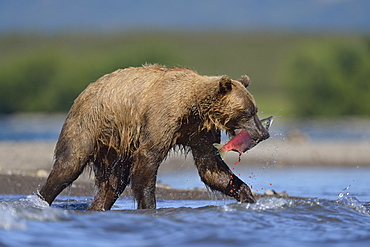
[189,132,256,203]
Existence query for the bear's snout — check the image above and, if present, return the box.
[240,115,270,144]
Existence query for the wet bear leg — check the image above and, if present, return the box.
[38,135,94,206]
[88,160,131,211]
[190,133,256,203]
[130,151,163,209]
[38,154,87,205]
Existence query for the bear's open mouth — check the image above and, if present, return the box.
[231,128,256,153]
[230,116,273,152]
[246,137,257,150]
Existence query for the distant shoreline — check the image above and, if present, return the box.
[1,140,369,176]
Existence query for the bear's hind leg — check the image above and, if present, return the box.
[38,155,87,205]
[130,151,164,209]
[38,137,93,205]
[88,157,131,211]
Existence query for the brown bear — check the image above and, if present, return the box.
[38,64,269,211]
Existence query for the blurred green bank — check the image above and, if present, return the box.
[0,32,369,118]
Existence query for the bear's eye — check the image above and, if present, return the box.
[245,112,253,120]
[245,107,258,119]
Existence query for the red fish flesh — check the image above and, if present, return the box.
[213,129,253,159]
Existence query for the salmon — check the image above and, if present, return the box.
[213,129,252,159]
[213,116,273,159]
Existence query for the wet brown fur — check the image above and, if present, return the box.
[38,64,269,211]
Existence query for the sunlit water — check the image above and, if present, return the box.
[1,165,370,246]
[1,187,370,247]
[2,166,370,246]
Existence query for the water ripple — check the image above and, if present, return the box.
[1,193,370,246]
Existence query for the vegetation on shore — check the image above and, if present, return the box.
[0,32,369,117]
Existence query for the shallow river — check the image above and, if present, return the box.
[1,166,370,247]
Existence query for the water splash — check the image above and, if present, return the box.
[20,194,50,209]
[0,195,71,230]
[337,185,351,199]
[0,203,27,230]
[218,197,296,212]
[336,186,370,216]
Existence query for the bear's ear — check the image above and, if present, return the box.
[219,76,233,94]
[239,75,251,88]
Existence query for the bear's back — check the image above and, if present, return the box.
[75,65,215,112]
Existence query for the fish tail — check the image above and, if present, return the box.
[213,143,227,159]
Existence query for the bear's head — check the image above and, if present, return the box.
[205,75,269,148]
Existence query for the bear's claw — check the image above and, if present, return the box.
[237,184,256,203]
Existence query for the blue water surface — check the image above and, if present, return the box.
[0,189,370,247]
[1,165,370,247]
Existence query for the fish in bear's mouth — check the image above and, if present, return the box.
[213,116,273,159]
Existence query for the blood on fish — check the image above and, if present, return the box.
[233,154,242,166]
[213,130,253,159]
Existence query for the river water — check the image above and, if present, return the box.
[1,188,370,247]
[0,114,370,246]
